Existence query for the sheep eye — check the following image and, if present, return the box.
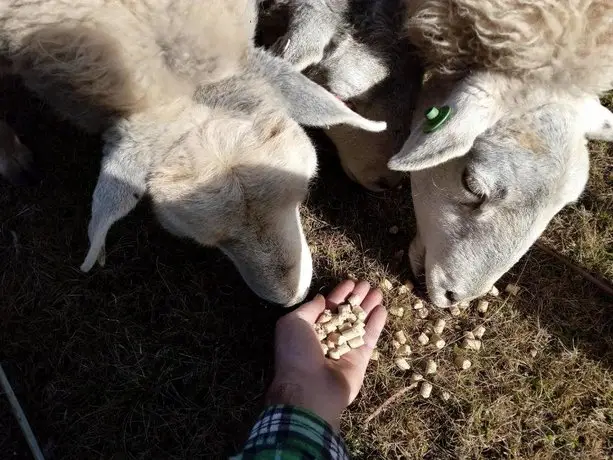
[461,169,487,203]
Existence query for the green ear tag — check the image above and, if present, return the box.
[423,106,452,133]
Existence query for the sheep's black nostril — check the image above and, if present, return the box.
[445,291,457,303]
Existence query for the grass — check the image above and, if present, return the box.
[1,78,612,459]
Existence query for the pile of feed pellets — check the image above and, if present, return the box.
[314,278,522,400]
[313,294,368,359]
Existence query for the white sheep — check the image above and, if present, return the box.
[388,0,613,307]
[260,0,613,308]
[0,0,386,306]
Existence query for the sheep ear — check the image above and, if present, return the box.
[388,74,504,171]
[579,97,613,141]
[269,8,337,72]
[80,136,148,272]
[248,48,386,132]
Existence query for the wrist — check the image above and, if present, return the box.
[265,379,342,431]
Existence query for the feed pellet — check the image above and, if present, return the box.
[329,343,351,359]
[420,382,433,398]
[449,306,461,316]
[431,334,446,349]
[463,331,475,340]
[394,330,408,344]
[397,344,411,356]
[398,281,414,294]
[352,306,367,321]
[505,283,521,296]
[473,325,486,339]
[462,338,482,351]
[347,294,361,307]
[477,300,489,314]
[433,319,446,335]
[395,357,411,371]
[314,297,367,360]
[381,278,394,291]
[417,332,430,345]
[455,356,472,370]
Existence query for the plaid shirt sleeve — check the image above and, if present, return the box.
[230,404,350,460]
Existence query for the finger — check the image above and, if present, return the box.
[325,280,356,309]
[293,293,327,324]
[359,288,383,316]
[361,305,387,351]
[345,280,372,306]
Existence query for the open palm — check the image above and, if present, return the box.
[268,280,387,430]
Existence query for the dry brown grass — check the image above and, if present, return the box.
[1,79,612,459]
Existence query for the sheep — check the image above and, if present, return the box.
[386,0,613,307]
[257,0,422,191]
[0,0,386,306]
[260,0,613,308]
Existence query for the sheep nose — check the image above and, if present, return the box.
[444,290,458,303]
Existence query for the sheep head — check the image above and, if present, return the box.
[80,49,387,306]
[392,72,613,307]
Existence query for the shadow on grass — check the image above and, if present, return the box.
[304,128,417,282]
[497,246,613,368]
[0,77,308,458]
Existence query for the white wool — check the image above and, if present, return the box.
[404,0,613,95]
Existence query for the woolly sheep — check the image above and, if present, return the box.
[0,0,386,306]
[388,0,613,307]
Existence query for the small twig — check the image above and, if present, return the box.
[365,386,411,424]
[535,241,613,297]
[0,364,45,460]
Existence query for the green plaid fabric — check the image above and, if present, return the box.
[230,405,350,459]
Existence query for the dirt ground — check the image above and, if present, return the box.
[1,77,612,459]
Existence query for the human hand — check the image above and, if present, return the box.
[266,280,387,431]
